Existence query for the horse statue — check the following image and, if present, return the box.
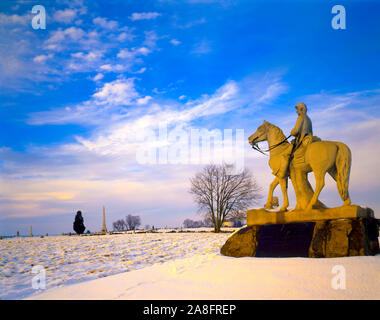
[248,120,352,211]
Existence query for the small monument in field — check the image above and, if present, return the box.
[30,226,33,238]
[101,205,107,234]
[221,103,379,258]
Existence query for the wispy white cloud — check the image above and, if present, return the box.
[279,89,380,133]
[53,9,78,24]
[26,73,286,129]
[99,64,126,73]
[130,12,161,21]
[33,54,53,63]
[71,51,103,62]
[143,31,159,48]
[92,78,139,105]
[67,50,105,72]
[92,73,104,81]
[0,12,30,26]
[137,96,153,105]
[117,47,151,59]
[0,13,53,90]
[257,82,289,103]
[27,78,141,125]
[26,73,287,166]
[191,39,211,55]
[93,17,119,30]
[52,0,87,24]
[44,27,87,51]
[117,31,135,42]
[0,6,159,91]
[170,39,181,46]
[132,67,147,74]
[175,18,206,29]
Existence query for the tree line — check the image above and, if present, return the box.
[72,211,142,234]
[112,214,141,231]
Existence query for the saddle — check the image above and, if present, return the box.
[302,135,321,147]
[292,135,321,166]
[270,135,321,178]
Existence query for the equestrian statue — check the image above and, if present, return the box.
[248,102,352,212]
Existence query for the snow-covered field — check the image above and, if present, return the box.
[1,230,379,300]
[0,230,231,300]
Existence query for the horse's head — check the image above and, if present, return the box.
[248,120,270,146]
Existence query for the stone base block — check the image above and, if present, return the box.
[220,217,379,258]
[246,205,373,226]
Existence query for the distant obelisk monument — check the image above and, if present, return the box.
[101,206,107,233]
[30,226,33,237]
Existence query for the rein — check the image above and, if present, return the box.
[251,135,292,156]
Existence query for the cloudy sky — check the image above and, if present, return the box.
[1,0,380,235]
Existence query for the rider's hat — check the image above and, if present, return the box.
[295,102,307,113]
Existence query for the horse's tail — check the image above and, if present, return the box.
[335,142,351,203]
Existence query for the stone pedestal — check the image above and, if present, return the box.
[220,206,379,258]
[246,205,373,225]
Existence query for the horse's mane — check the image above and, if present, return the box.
[267,122,286,140]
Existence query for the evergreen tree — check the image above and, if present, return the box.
[73,210,86,234]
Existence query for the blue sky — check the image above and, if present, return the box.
[1,0,380,235]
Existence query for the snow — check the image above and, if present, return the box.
[28,254,380,300]
[0,230,232,300]
[1,231,379,300]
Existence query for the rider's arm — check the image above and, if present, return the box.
[290,116,303,137]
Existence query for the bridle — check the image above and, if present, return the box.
[250,135,292,156]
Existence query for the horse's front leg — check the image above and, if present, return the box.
[264,177,279,210]
[279,177,289,212]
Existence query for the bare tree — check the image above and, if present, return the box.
[126,214,141,230]
[112,219,126,231]
[189,164,261,233]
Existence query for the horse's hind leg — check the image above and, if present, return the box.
[328,166,337,181]
[306,170,326,211]
[265,177,279,210]
[279,177,289,212]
